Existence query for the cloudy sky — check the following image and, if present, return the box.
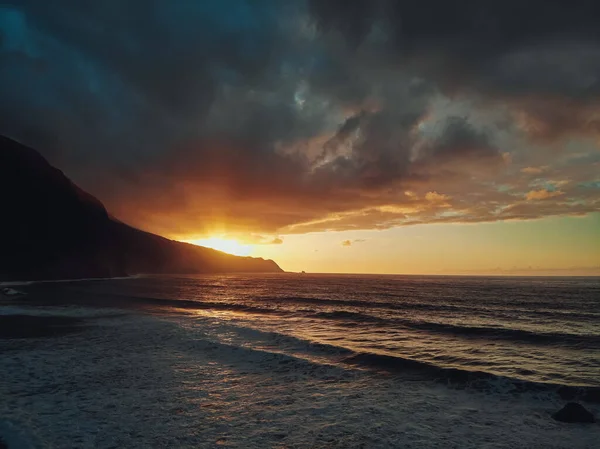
[1,0,599,274]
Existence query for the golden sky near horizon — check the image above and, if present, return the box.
[182,213,600,275]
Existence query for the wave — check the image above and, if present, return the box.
[26,284,598,349]
[309,309,600,346]
[264,295,470,313]
[310,310,387,323]
[59,291,599,347]
[0,304,128,319]
[78,292,294,317]
[194,322,356,360]
[401,321,600,346]
[0,275,141,287]
[180,314,600,404]
[166,315,600,404]
[262,295,599,321]
[342,352,600,403]
[32,283,597,321]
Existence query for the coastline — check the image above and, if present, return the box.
[0,275,143,288]
[1,296,598,448]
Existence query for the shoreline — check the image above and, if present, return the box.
[1,276,598,448]
[1,307,598,448]
[0,275,142,288]
[1,302,599,448]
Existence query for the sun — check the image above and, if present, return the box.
[189,237,253,257]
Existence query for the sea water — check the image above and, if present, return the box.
[1,274,599,448]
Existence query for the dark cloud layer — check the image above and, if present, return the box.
[1,0,599,238]
[310,0,600,95]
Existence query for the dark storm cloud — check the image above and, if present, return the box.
[414,116,500,163]
[309,0,600,93]
[1,1,305,164]
[310,0,600,137]
[1,0,599,237]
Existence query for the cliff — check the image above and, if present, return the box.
[0,135,282,281]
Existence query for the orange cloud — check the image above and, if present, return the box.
[525,189,564,200]
[87,105,598,240]
[425,191,451,202]
[521,166,548,174]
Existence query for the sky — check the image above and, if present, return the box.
[1,0,599,275]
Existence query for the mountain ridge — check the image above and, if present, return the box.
[0,134,282,281]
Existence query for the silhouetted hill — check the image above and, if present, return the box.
[0,135,282,281]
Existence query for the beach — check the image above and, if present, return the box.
[1,274,599,448]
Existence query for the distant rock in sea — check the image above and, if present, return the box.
[0,134,283,281]
[552,402,596,423]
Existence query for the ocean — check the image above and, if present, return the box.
[1,274,599,448]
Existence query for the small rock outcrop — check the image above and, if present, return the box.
[552,402,596,423]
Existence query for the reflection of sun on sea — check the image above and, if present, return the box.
[188,237,253,257]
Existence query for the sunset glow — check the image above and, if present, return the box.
[189,237,253,257]
[4,3,600,448]
[3,1,600,277]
